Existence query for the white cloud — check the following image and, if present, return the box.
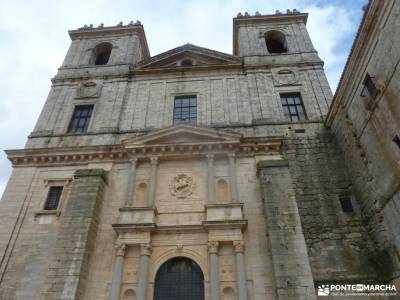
[0,0,363,198]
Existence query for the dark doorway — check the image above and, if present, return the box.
[153,257,204,300]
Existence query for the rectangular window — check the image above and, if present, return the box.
[44,186,63,210]
[280,93,307,122]
[173,95,197,125]
[361,73,378,98]
[339,196,354,213]
[67,105,93,133]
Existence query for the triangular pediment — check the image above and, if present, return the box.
[134,44,240,70]
[123,124,241,148]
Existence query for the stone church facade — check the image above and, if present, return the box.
[0,3,399,300]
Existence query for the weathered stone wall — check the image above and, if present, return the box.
[26,66,332,149]
[326,0,400,282]
[42,169,106,300]
[282,129,377,282]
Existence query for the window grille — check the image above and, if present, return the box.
[68,105,93,133]
[173,95,197,125]
[44,186,63,210]
[280,93,307,122]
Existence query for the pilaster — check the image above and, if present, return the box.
[257,160,316,299]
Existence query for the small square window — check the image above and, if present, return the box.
[361,74,379,98]
[339,196,354,213]
[68,105,93,133]
[393,135,400,149]
[44,186,63,210]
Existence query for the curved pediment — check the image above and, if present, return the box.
[122,124,241,148]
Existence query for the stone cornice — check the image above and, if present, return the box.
[130,63,243,76]
[6,138,282,167]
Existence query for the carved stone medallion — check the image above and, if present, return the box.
[272,68,299,86]
[76,81,102,98]
[170,174,195,198]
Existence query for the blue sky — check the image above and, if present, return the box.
[0,0,366,197]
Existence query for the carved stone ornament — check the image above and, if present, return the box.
[76,81,102,98]
[233,241,245,253]
[140,244,152,256]
[115,242,126,256]
[170,174,195,199]
[208,241,219,254]
[272,68,299,86]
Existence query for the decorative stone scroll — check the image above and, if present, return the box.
[140,243,152,256]
[170,174,195,199]
[208,241,219,254]
[115,242,126,256]
[233,241,245,253]
[76,81,102,98]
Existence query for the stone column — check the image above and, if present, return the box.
[228,153,239,202]
[109,243,126,300]
[233,241,247,300]
[137,244,152,300]
[146,157,158,207]
[208,241,220,300]
[206,154,215,204]
[124,158,138,207]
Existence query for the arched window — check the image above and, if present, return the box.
[135,182,147,206]
[222,287,236,300]
[217,179,229,203]
[91,42,112,65]
[265,30,287,54]
[154,257,204,300]
[181,59,194,66]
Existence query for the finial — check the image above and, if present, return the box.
[237,12,243,17]
[255,11,261,16]
[244,12,250,16]
[117,21,123,26]
[286,9,292,14]
[275,10,281,15]
[293,8,299,14]
[129,20,134,25]
[135,20,141,25]
[89,24,93,28]
[83,24,88,28]
[98,23,104,28]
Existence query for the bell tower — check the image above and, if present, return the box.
[233,10,322,66]
[61,21,149,69]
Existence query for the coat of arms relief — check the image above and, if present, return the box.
[170,174,195,198]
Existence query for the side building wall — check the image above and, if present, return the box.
[326,0,400,283]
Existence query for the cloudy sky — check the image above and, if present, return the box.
[0,0,366,197]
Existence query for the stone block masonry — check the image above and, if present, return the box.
[257,160,316,300]
[42,169,106,300]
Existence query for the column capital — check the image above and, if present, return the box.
[227,152,236,159]
[140,243,152,256]
[206,153,214,161]
[130,157,138,164]
[233,241,245,253]
[208,241,219,254]
[150,156,158,165]
[115,242,126,257]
